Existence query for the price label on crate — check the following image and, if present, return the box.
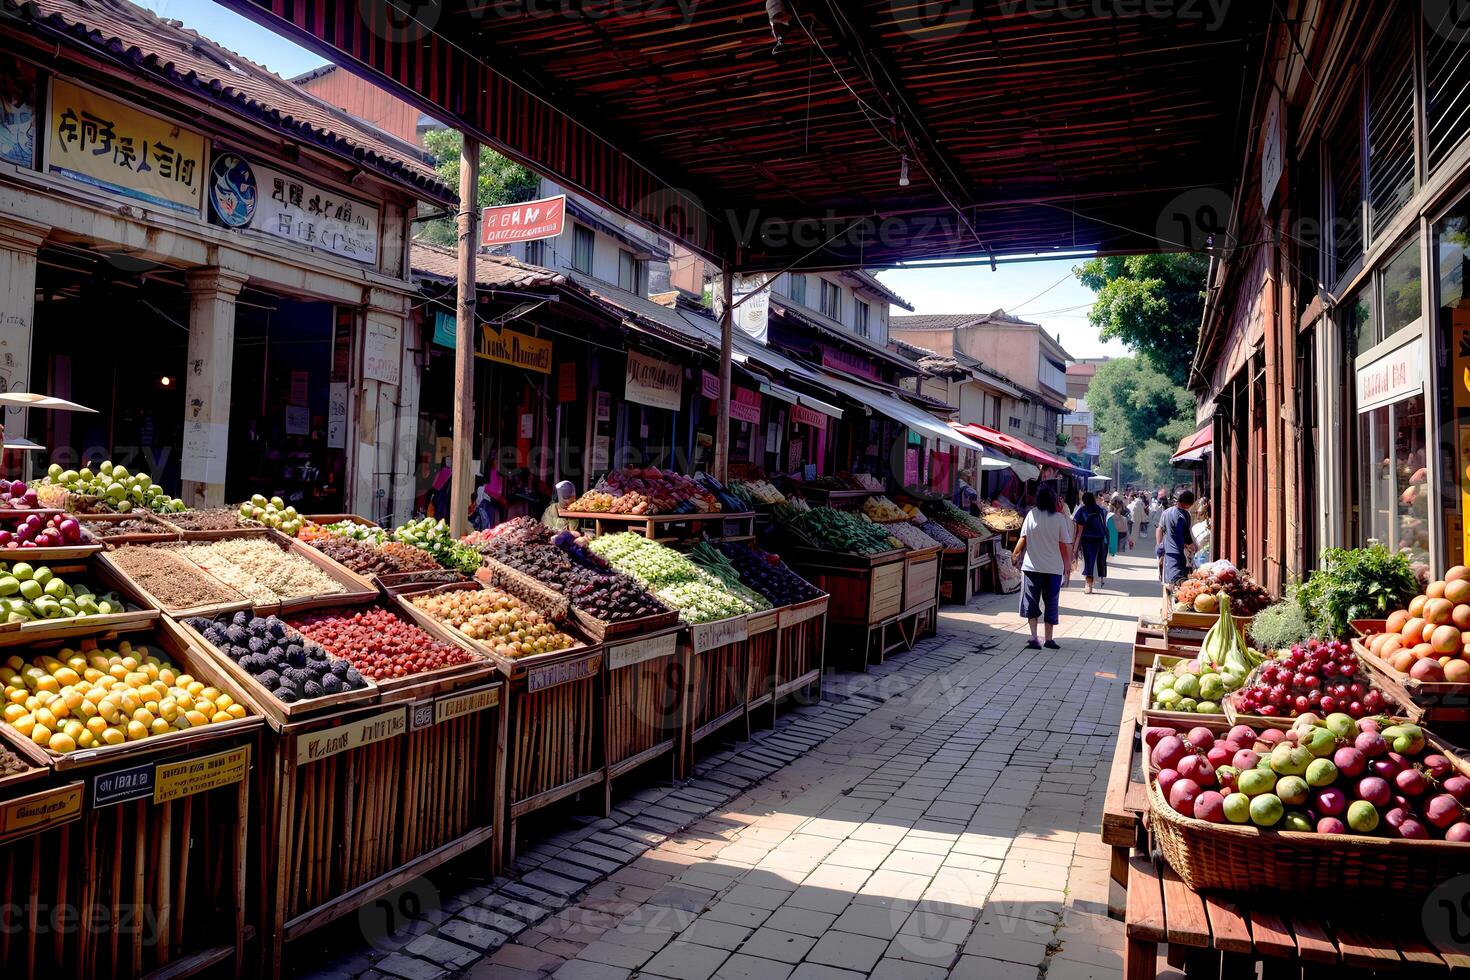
[297,709,407,765]
[435,686,500,725]
[526,653,602,693]
[0,783,83,845]
[92,762,155,808]
[606,630,678,670]
[779,600,826,628]
[690,615,748,654]
[154,746,250,804]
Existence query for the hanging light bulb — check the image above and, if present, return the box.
[898,153,911,187]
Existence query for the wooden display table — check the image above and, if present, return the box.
[1132,615,1208,680]
[788,548,905,670]
[557,510,755,543]
[602,623,685,792]
[775,596,827,710]
[791,485,877,508]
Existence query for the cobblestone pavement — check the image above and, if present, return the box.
[304,550,1160,980]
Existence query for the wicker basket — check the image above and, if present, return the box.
[1147,727,1470,894]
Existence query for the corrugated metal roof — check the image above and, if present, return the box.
[7,0,454,204]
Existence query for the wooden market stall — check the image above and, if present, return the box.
[788,547,907,669]
[557,510,756,543]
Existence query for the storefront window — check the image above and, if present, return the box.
[1379,238,1421,339]
[1435,200,1470,569]
[1358,394,1428,569]
[1344,284,1374,355]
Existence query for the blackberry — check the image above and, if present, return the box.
[303,680,324,699]
[274,686,299,703]
[232,611,249,626]
[257,669,280,688]
[321,673,342,694]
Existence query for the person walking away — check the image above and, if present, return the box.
[1190,498,1212,567]
[1107,499,1131,558]
[1072,491,1110,594]
[1157,490,1197,585]
[1012,485,1072,650]
[1128,493,1148,550]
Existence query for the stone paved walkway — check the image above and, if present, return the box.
[302,549,1158,980]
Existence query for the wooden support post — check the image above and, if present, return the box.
[714,268,733,482]
[451,134,480,539]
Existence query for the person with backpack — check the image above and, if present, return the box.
[1072,491,1110,594]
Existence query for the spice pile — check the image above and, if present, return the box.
[82,517,169,539]
[411,587,576,659]
[288,607,472,680]
[180,539,347,604]
[167,508,246,531]
[108,545,244,610]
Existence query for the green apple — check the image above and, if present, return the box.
[1282,812,1313,832]
[1249,794,1284,827]
[1301,727,1337,758]
[1222,793,1251,824]
[1176,698,1198,713]
[1196,700,1220,714]
[1270,743,1312,776]
[11,563,33,581]
[18,579,41,602]
[1305,758,1338,787]
[31,567,50,587]
[1238,768,1277,797]
[1323,713,1356,740]
[1276,775,1309,806]
[1347,800,1380,833]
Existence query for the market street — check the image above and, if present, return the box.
[297,552,1158,980]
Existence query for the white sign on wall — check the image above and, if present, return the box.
[250,161,380,264]
[624,350,682,411]
[327,382,348,449]
[363,319,401,386]
[1355,337,1424,413]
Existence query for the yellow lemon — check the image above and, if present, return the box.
[85,716,106,736]
[225,703,247,720]
[184,709,208,727]
[53,667,79,687]
[48,732,75,753]
[76,730,94,749]
[62,720,83,740]
[33,707,57,730]
[107,664,128,681]
[195,699,215,719]
[118,693,140,715]
[210,711,231,725]
[34,675,59,694]
[176,674,195,689]
[2,703,24,723]
[186,681,204,696]
[10,713,33,736]
[101,727,124,746]
[124,720,147,741]
[131,709,154,728]
[150,718,170,735]
[77,698,97,719]
[158,668,176,686]
[60,688,83,712]
[30,723,50,745]
[6,689,26,706]
[214,693,234,711]
[174,693,194,711]
[120,656,138,671]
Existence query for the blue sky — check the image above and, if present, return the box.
[145,1,1119,358]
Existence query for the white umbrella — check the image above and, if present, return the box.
[0,392,97,412]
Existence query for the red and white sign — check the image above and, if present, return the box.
[480,194,566,247]
[700,371,762,424]
[1355,337,1423,413]
[820,345,881,381]
[790,405,828,431]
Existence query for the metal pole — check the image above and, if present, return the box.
[451,135,479,538]
[714,268,734,481]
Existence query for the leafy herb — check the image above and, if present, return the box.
[1248,589,1313,652]
[1296,546,1419,638]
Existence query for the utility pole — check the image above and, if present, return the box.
[450,135,479,538]
[714,268,734,482]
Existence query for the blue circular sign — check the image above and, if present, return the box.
[209,152,257,228]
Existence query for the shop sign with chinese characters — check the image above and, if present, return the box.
[46,78,204,213]
[249,160,379,264]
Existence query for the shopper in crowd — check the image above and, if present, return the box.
[540,480,580,531]
[1107,498,1132,558]
[1191,498,1212,567]
[1128,493,1148,549]
[1157,490,1197,584]
[1071,491,1110,594]
[1012,484,1073,650]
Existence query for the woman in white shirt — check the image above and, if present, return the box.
[1191,498,1212,566]
[1011,485,1073,650]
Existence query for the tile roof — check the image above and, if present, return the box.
[891,309,1043,332]
[411,242,566,290]
[8,0,454,204]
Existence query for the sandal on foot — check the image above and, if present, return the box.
[1025,639,1042,650]
[1044,640,1061,650]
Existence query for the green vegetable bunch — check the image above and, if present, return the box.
[1296,546,1420,638]
[1248,589,1313,652]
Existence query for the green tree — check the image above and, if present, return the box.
[1086,356,1197,488]
[1075,253,1208,387]
[417,129,541,247]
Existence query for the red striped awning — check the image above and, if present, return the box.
[951,423,1076,471]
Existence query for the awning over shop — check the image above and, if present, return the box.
[816,372,982,453]
[951,422,1078,473]
[1171,427,1213,464]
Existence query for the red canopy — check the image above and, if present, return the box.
[951,422,1076,472]
[1171,427,1213,463]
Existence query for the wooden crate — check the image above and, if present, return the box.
[683,615,752,775]
[775,597,826,705]
[745,609,779,724]
[602,626,684,787]
[557,510,756,542]
[0,735,256,980]
[79,512,183,545]
[502,648,604,861]
[1352,619,1470,725]
[902,547,941,614]
[257,683,503,977]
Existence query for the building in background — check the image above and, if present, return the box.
[1064,358,1108,473]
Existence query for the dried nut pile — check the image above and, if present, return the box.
[83,518,166,539]
[166,508,246,531]
[0,740,29,776]
[109,544,243,610]
[411,588,575,659]
[375,541,444,573]
[307,537,396,576]
[181,539,346,603]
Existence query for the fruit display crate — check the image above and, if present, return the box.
[300,514,379,529]
[1352,618,1470,725]
[253,682,504,978]
[0,555,160,645]
[1132,615,1209,681]
[602,623,684,790]
[901,545,942,615]
[682,613,752,776]
[790,485,876,508]
[775,596,827,708]
[1142,716,1470,895]
[557,509,756,543]
[80,511,184,545]
[744,609,779,729]
[1140,659,1230,731]
[0,730,258,980]
[786,549,906,669]
[2,618,265,774]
